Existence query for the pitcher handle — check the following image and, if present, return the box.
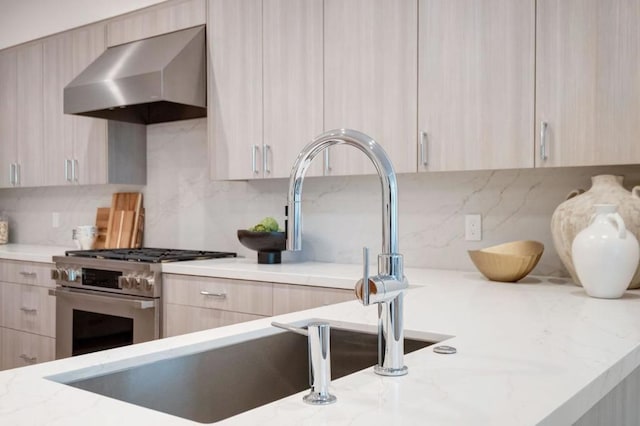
[566,189,584,200]
[607,213,627,239]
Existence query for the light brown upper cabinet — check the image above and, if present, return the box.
[106,0,206,47]
[536,0,640,167]
[418,0,535,172]
[263,0,323,179]
[209,0,323,180]
[0,48,17,188]
[43,24,109,186]
[324,0,418,176]
[15,41,45,187]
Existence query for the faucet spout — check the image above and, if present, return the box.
[286,129,409,376]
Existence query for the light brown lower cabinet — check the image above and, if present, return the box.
[162,274,355,338]
[1,328,55,370]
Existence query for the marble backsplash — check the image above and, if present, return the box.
[1,117,639,277]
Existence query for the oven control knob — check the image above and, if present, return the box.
[68,269,81,282]
[50,269,60,280]
[143,278,155,291]
[118,276,129,289]
[59,269,69,281]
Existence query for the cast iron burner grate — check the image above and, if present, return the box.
[65,248,237,263]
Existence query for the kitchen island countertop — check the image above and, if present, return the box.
[0,260,639,425]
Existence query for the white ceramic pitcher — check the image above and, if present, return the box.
[572,204,640,299]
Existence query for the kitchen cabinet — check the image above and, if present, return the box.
[1,328,55,371]
[209,0,323,180]
[536,0,640,167]
[323,0,418,176]
[42,22,145,186]
[272,284,354,316]
[163,273,354,337]
[106,0,206,47]
[0,260,55,371]
[44,24,120,186]
[0,48,17,188]
[417,0,535,171]
[163,274,273,337]
[0,40,48,188]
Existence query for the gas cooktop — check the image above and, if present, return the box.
[65,248,237,263]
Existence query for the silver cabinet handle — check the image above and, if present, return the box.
[323,149,331,175]
[15,163,20,185]
[9,163,15,185]
[419,131,428,166]
[73,159,79,182]
[200,290,227,299]
[64,159,70,182]
[251,145,259,175]
[19,354,37,364]
[263,144,271,175]
[19,271,37,277]
[20,307,37,314]
[540,121,549,161]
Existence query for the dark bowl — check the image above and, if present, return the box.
[237,230,286,264]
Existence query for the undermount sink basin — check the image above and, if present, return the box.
[51,320,435,424]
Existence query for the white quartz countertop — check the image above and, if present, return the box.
[0,244,70,263]
[1,264,640,425]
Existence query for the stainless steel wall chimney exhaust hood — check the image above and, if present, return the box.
[64,26,206,125]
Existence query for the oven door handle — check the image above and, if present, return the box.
[48,288,157,310]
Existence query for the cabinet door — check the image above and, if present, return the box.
[418,0,535,171]
[272,284,354,315]
[0,49,17,188]
[263,0,324,178]
[107,0,206,47]
[536,0,640,167]
[208,0,263,180]
[324,0,417,176]
[1,328,55,370]
[71,23,108,185]
[1,283,56,338]
[43,33,74,186]
[163,304,265,338]
[16,42,44,187]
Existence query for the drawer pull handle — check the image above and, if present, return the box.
[20,307,37,314]
[19,354,37,364]
[200,290,227,299]
[19,271,37,277]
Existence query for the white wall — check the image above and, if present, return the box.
[1,118,639,277]
[0,0,167,49]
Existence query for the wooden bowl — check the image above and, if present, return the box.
[237,230,286,264]
[468,240,544,282]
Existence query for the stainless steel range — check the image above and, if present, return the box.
[50,248,236,359]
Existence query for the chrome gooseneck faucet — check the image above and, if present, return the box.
[287,129,409,376]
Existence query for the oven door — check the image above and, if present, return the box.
[50,287,160,359]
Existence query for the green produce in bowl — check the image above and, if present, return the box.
[249,217,281,232]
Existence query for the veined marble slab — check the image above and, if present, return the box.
[0,270,638,425]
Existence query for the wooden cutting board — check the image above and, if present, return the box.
[94,207,110,249]
[105,192,143,249]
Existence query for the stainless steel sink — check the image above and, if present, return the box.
[55,322,434,424]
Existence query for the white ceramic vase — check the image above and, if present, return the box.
[551,175,640,288]
[572,204,640,299]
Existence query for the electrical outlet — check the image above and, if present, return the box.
[465,214,482,241]
[52,212,60,228]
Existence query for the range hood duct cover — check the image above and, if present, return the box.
[64,26,206,125]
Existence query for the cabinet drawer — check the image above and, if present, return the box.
[273,284,354,315]
[1,328,55,370]
[163,274,273,316]
[0,260,54,287]
[163,304,265,338]
[1,282,56,337]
